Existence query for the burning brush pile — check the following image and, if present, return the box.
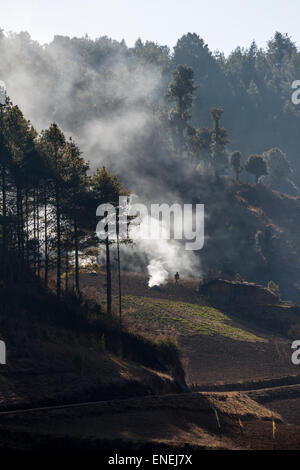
[147,259,169,288]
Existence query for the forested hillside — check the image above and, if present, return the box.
[1,28,300,303]
[0,30,300,189]
[1,20,300,453]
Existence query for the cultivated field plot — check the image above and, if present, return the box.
[122,295,264,342]
[81,272,300,386]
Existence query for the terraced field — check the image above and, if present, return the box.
[122,295,265,343]
[80,272,300,386]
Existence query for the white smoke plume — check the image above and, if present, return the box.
[147,259,169,287]
[127,205,202,286]
[0,31,203,282]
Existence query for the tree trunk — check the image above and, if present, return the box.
[65,249,69,293]
[56,184,61,300]
[19,186,25,268]
[74,219,80,294]
[116,207,122,331]
[33,187,37,274]
[105,236,112,315]
[36,187,40,281]
[44,184,48,288]
[25,189,29,266]
[1,163,7,279]
[16,184,21,259]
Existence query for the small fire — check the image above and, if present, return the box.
[147,259,168,287]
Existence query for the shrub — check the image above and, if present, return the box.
[267,280,280,297]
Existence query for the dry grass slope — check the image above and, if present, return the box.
[122,295,265,342]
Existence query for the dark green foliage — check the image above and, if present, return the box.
[1,30,300,185]
[167,64,197,157]
[267,280,280,297]
[209,108,229,175]
[1,29,300,310]
[173,33,230,127]
[230,151,243,181]
[91,167,128,316]
[255,227,274,266]
[245,154,267,183]
[261,147,298,195]
[0,99,127,305]
[267,32,297,66]
[167,64,197,122]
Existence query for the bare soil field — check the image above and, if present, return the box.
[80,271,300,387]
[1,391,299,450]
[267,398,300,425]
[180,334,297,386]
[32,270,299,450]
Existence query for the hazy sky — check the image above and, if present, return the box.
[2,0,300,54]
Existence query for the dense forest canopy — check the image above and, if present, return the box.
[1,28,300,303]
[0,29,300,193]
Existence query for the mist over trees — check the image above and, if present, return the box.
[1,28,300,303]
[0,29,299,192]
[0,98,126,306]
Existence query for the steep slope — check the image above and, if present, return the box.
[0,282,186,410]
[0,391,289,450]
[81,272,300,387]
[198,178,300,302]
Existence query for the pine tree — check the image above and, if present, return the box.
[167,64,197,156]
[60,137,89,294]
[245,154,267,184]
[230,151,243,181]
[92,167,127,316]
[209,108,229,176]
[39,123,66,299]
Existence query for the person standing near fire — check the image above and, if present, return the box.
[175,272,179,284]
